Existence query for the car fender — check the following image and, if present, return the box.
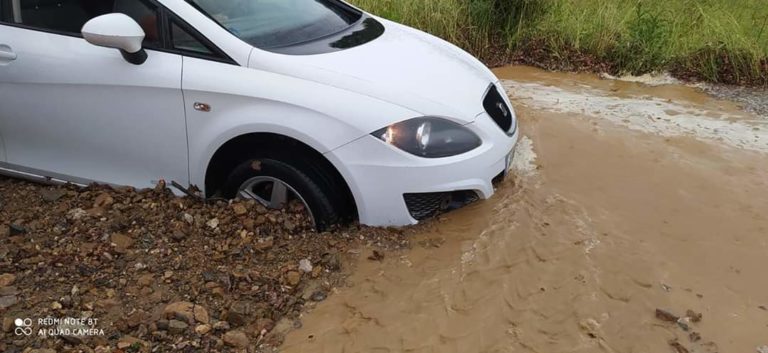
[191,105,351,192]
[180,53,420,191]
[187,95,418,194]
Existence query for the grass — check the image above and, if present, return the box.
[350,0,768,86]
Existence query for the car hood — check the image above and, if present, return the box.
[248,17,497,129]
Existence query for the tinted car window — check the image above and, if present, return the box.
[171,20,213,55]
[188,0,362,49]
[113,0,161,47]
[7,0,160,47]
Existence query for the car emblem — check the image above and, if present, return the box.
[496,102,508,117]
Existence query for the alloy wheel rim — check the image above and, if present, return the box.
[237,176,315,226]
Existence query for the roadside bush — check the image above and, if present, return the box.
[610,3,670,75]
[672,45,768,85]
[350,0,768,85]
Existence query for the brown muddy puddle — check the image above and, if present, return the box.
[282,66,768,353]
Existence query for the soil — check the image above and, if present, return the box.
[280,66,768,353]
[501,41,767,87]
[0,181,411,352]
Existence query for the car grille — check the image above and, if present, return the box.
[483,85,513,133]
[404,190,479,220]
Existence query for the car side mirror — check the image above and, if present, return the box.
[82,13,147,65]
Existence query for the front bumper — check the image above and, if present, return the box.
[326,111,519,226]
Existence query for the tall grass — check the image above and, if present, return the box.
[350,0,768,85]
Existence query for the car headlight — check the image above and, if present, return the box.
[372,117,481,158]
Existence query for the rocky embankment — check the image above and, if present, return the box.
[0,178,408,352]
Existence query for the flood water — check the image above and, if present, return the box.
[282,66,768,353]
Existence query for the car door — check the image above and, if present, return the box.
[0,0,188,188]
[0,0,8,163]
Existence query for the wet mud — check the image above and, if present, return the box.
[281,66,768,353]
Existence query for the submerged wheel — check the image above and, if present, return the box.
[222,158,339,230]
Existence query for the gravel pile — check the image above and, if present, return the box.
[698,84,768,117]
[0,177,409,352]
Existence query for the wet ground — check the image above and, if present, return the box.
[281,66,768,353]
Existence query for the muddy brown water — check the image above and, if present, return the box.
[282,66,768,353]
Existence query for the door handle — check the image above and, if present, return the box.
[0,46,17,62]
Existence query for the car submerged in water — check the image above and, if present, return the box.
[0,0,519,229]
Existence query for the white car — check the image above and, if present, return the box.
[0,0,518,228]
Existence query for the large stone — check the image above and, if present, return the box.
[655,308,679,322]
[163,302,209,324]
[86,207,106,217]
[110,233,134,253]
[195,324,212,335]
[0,295,17,309]
[310,291,327,302]
[254,236,274,251]
[117,336,149,351]
[213,320,230,331]
[0,274,15,287]
[2,317,14,332]
[9,224,26,235]
[40,188,66,202]
[137,274,154,288]
[252,318,274,335]
[224,301,253,327]
[285,271,301,286]
[231,203,248,216]
[298,259,313,273]
[242,218,255,231]
[182,213,194,224]
[170,230,187,241]
[67,208,88,220]
[223,330,249,348]
[93,193,114,209]
[168,320,188,334]
[125,311,148,329]
[0,286,17,296]
[322,251,342,271]
[155,320,169,331]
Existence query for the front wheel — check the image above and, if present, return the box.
[221,158,339,230]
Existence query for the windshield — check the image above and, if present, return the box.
[187,0,363,49]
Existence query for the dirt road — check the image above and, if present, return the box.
[281,67,768,353]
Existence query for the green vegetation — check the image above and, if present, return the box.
[350,0,768,85]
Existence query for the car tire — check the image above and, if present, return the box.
[221,158,339,230]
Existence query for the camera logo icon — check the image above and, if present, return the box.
[14,318,33,336]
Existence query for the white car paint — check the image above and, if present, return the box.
[330,110,517,225]
[0,0,518,226]
[0,24,188,187]
[245,19,495,123]
[82,13,146,54]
